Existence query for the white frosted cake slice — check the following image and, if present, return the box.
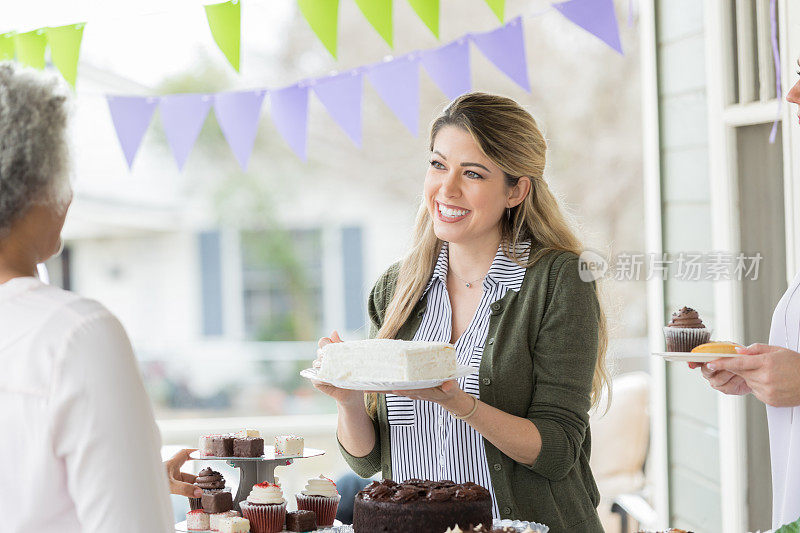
[317,339,457,382]
[275,435,304,456]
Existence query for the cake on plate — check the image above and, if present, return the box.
[353,479,492,533]
[317,339,456,382]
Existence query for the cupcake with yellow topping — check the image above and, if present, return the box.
[239,482,286,533]
[295,475,340,526]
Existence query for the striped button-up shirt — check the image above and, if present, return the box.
[386,241,528,519]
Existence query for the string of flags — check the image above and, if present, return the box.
[108,16,533,170]
[0,0,629,170]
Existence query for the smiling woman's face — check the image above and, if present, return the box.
[424,125,512,247]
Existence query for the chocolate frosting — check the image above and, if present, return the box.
[358,479,490,503]
[195,467,225,490]
[667,306,705,328]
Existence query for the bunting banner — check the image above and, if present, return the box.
[213,89,267,169]
[205,0,241,71]
[159,93,213,171]
[269,84,310,161]
[354,0,393,48]
[106,96,159,168]
[105,7,626,169]
[297,0,340,58]
[45,23,85,88]
[406,0,440,39]
[0,33,14,61]
[553,0,623,54]
[312,70,364,147]
[14,30,47,70]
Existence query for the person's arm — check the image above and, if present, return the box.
[49,308,173,533]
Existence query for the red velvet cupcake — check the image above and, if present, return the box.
[295,475,340,526]
[239,482,286,533]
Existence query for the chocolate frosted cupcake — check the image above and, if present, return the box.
[190,467,226,510]
[296,475,340,526]
[663,306,711,352]
[239,482,286,533]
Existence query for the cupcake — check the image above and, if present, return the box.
[663,306,711,352]
[296,475,340,526]
[190,467,226,510]
[239,482,286,533]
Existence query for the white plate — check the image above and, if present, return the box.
[300,364,478,391]
[175,519,343,532]
[188,446,325,462]
[654,351,743,363]
[176,518,545,532]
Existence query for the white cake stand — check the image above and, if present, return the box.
[187,446,325,513]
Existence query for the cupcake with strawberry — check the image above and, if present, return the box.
[296,475,340,526]
[239,482,286,533]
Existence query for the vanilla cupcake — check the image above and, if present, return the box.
[239,482,286,533]
[663,306,711,352]
[296,475,340,526]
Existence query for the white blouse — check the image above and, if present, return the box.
[387,242,528,520]
[768,268,800,528]
[0,277,173,533]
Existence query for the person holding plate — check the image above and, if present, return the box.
[313,92,609,532]
[692,58,800,529]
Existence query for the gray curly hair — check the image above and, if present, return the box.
[0,61,72,237]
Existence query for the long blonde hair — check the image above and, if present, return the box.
[367,92,609,416]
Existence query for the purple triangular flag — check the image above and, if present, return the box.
[366,55,420,136]
[214,90,267,170]
[106,95,158,169]
[159,93,213,170]
[553,0,623,54]
[270,84,309,161]
[312,70,363,147]
[470,17,531,92]
[420,38,471,100]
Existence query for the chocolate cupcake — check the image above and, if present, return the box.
[663,306,711,352]
[190,467,226,510]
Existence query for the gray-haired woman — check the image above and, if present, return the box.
[0,63,196,532]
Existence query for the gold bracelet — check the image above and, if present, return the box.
[451,394,479,420]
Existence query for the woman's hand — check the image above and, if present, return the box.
[392,380,475,417]
[312,331,364,409]
[164,448,202,497]
[688,361,752,396]
[705,343,800,407]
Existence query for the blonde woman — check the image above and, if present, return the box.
[314,92,608,532]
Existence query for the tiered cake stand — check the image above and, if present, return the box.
[174,446,325,532]
[188,446,325,512]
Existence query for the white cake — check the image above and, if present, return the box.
[317,339,457,382]
[210,510,239,531]
[186,509,209,530]
[234,428,260,438]
[218,516,250,533]
[275,435,304,456]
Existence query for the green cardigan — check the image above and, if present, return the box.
[338,247,604,532]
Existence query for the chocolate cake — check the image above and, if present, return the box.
[233,436,264,457]
[353,479,493,533]
[286,510,317,531]
[202,490,233,513]
[210,435,234,457]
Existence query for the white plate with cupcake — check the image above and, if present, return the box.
[654,306,745,362]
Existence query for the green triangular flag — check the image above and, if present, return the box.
[14,29,47,70]
[406,0,439,39]
[483,0,504,22]
[205,0,241,72]
[297,0,339,58]
[45,23,85,88]
[0,33,15,61]
[354,0,392,48]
